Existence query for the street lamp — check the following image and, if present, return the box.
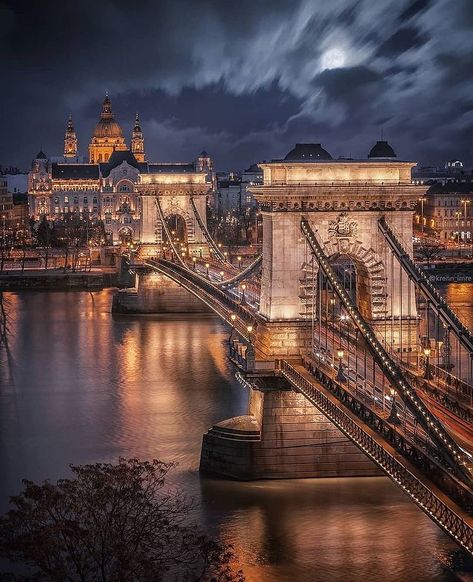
[419,197,427,236]
[461,199,471,249]
[246,324,253,344]
[229,313,236,343]
[205,262,210,277]
[237,255,242,269]
[387,388,401,425]
[220,270,225,280]
[423,346,432,380]
[455,210,461,254]
[192,256,197,270]
[336,348,347,383]
[241,283,247,304]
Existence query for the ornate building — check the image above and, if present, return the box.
[88,94,128,163]
[28,95,214,245]
[64,115,78,159]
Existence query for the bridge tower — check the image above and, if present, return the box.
[138,165,211,257]
[251,142,428,359]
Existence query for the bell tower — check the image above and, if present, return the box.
[131,113,145,162]
[64,114,78,159]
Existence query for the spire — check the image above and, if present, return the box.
[101,93,113,119]
[131,112,145,162]
[64,113,78,158]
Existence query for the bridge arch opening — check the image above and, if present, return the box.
[329,253,373,320]
[165,213,187,245]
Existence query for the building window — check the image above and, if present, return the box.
[84,197,88,204]
[64,196,69,204]
[105,214,112,225]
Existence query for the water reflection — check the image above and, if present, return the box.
[0,290,466,581]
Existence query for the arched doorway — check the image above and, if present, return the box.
[119,227,133,245]
[165,214,187,245]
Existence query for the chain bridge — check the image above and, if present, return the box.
[118,145,473,555]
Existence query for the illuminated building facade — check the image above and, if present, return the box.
[28,96,214,245]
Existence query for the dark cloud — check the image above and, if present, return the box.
[0,0,473,170]
[376,26,429,57]
[398,0,432,22]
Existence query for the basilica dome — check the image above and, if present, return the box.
[92,95,124,139]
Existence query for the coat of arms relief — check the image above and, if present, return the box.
[328,212,359,253]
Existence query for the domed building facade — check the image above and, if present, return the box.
[88,95,128,163]
[28,95,215,247]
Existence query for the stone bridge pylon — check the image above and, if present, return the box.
[250,141,428,360]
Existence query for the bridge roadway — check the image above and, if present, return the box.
[312,324,473,456]
[278,360,473,556]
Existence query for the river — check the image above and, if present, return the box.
[0,287,472,581]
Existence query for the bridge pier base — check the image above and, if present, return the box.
[255,320,312,360]
[112,270,211,314]
[200,380,382,480]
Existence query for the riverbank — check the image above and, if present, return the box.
[0,269,119,290]
[422,261,473,283]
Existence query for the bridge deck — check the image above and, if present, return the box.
[280,360,473,556]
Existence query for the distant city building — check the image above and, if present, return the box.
[215,172,242,214]
[214,163,263,214]
[415,181,472,242]
[28,95,214,244]
[5,172,28,194]
[412,159,471,185]
[241,163,263,208]
[0,176,13,219]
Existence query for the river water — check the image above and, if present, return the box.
[0,287,472,581]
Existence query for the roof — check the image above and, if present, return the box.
[51,163,100,180]
[428,181,473,194]
[368,140,397,159]
[101,150,140,177]
[244,163,262,173]
[36,150,48,160]
[284,143,333,161]
[146,163,196,174]
[199,149,209,157]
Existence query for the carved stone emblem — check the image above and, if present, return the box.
[328,212,358,239]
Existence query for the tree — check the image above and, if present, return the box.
[0,458,244,581]
[415,241,443,268]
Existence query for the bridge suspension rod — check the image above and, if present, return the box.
[379,216,473,356]
[189,196,227,263]
[300,216,473,486]
[155,197,187,268]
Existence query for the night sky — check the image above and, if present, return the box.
[1,0,473,171]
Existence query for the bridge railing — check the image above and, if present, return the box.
[145,258,256,328]
[279,360,473,557]
[300,216,473,487]
[216,255,262,289]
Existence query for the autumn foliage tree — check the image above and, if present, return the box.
[0,458,244,581]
